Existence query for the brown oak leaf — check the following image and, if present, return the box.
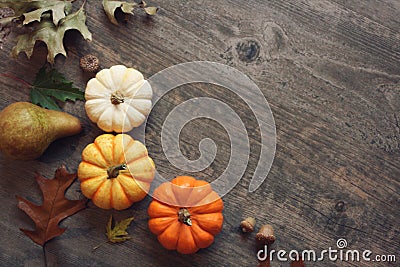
[17,165,87,246]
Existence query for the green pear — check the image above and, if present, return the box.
[0,102,82,160]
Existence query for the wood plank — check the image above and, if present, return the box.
[0,0,398,266]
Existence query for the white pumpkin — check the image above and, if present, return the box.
[85,65,153,133]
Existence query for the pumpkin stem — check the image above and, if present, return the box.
[107,163,127,179]
[178,208,192,226]
[110,92,124,105]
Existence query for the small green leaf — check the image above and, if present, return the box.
[30,66,84,110]
[30,88,60,111]
[106,215,134,243]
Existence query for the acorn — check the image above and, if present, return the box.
[256,224,276,245]
[240,217,256,233]
[80,54,100,73]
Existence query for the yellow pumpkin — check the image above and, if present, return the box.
[78,134,155,210]
[85,65,153,133]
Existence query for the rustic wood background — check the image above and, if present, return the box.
[0,0,399,266]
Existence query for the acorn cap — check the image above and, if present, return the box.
[80,54,100,73]
[240,217,256,233]
[256,224,276,245]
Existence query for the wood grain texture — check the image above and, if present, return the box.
[0,0,399,266]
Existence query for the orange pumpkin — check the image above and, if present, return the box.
[148,176,224,254]
[78,134,155,210]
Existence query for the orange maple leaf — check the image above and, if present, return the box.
[17,165,87,246]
